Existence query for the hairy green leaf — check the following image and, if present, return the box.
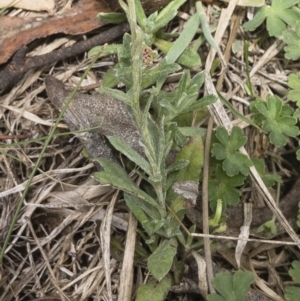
[211,127,252,176]
[285,261,300,301]
[107,136,150,175]
[283,20,300,60]
[136,277,172,301]
[208,270,255,301]
[288,71,300,105]
[208,164,246,210]
[243,0,300,37]
[94,158,161,212]
[148,239,177,280]
[175,135,204,182]
[124,193,161,224]
[251,95,299,147]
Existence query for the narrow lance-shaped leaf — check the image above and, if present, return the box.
[136,277,172,301]
[148,238,177,281]
[94,158,161,212]
[107,135,151,175]
[124,193,161,228]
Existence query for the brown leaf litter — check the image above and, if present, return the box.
[0,0,300,300]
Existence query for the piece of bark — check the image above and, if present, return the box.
[0,0,110,65]
[0,23,130,92]
[45,76,143,161]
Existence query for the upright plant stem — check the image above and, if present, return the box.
[121,0,166,216]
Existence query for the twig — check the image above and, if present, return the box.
[0,23,130,92]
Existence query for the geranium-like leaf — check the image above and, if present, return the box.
[207,270,255,301]
[250,95,300,147]
[288,71,300,105]
[208,164,246,210]
[283,20,300,60]
[285,261,300,301]
[243,0,300,37]
[212,127,252,177]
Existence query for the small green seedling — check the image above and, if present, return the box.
[243,0,300,37]
[285,261,300,301]
[250,95,299,147]
[211,126,253,177]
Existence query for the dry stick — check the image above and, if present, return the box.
[100,191,119,301]
[215,8,242,91]
[0,23,130,92]
[117,211,137,301]
[191,233,300,246]
[202,117,215,294]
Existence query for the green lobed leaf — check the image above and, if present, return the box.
[250,95,300,147]
[208,164,246,210]
[243,0,300,37]
[212,127,252,177]
[148,239,177,280]
[136,277,172,301]
[256,220,277,236]
[208,270,255,301]
[285,261,300,300]
[283,21,300,60]
[285,286,300,301]
[289,261,300,283]
[288,71,300,105]
[242,6,267,31]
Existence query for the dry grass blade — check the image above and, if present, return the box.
[2,0,300,300]
[117,212,137,301]
[100,191,119,301]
